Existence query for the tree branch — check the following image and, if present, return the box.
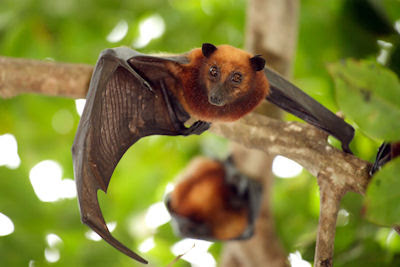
[0,56,92,99]
[210,115,370,195]
[210,114,371,266]
[314,174,343,267]
[0,52,372,266]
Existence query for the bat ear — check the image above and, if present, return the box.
[202,43,217,58]
[249,55,266,71]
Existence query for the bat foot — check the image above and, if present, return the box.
[182,121,210,135]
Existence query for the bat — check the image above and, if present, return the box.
[165,156,262,241]
[370,142,400,175]
[72,43,355,263]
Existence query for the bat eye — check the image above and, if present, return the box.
[231,72,242,84]
[209,66,219,77]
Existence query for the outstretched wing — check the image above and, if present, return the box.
[264,67,355,153]
[72,48,200,263]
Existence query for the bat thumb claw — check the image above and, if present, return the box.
[142,80,155,93]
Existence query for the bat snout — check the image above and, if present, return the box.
[208,87,227,107]
[209,95,225,106]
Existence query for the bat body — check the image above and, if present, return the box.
[72,43,354,263]
[166,157,262,241]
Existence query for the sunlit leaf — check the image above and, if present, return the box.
[329,59,400,141]
[365,157,400,226]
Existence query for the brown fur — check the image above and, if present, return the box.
[166,45,269,122]
[169,157,248,240]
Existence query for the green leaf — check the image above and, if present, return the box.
[329,59,400,141]
[365,157,400,226]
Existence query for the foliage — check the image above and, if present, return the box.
[365,157,400,226]
[329,60,400,142]
[0,0,400,266]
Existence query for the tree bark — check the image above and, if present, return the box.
[220,1,299,266]
[0,56,92,99]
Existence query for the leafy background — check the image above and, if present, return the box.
[0,0,400,266]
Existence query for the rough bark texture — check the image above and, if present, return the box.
[220,0,299,266]
[245,0,299,77]
[209,115,371,195]
[210,114,371,267]
[0,56,92,99]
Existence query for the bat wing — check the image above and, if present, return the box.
[72,48,208,263]
[264,67,355,153]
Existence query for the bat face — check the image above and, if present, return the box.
[177,43,269,122]
[201,44,265,107]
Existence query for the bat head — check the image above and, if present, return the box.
[201,43,266,107]
[165,157,262,241]
[181,43,269,122]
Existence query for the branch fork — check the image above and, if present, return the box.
[210,113,371,266]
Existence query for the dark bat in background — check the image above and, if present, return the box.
[72,43,355,263]
[165,156,262,241]
[370,142,400,175]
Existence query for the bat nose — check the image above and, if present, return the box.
[209,95,224,106]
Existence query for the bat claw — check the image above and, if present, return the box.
[183,121,210,135]
[341,143,353,155]
[142,80,155,93]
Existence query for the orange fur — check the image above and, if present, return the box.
[169,157,248,240]
[166,45,269,122]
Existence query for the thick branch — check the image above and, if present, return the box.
[212,113,370,266]
[1,52,372,266]
[210,115,371,195]
[0,56,92,99]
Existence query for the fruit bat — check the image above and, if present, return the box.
[165,156,262,241]
[72,43,355,263]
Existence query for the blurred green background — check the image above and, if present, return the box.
[0,0,400,266]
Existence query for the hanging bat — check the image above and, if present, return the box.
[72,43,355,264]
[165,156,262,241]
